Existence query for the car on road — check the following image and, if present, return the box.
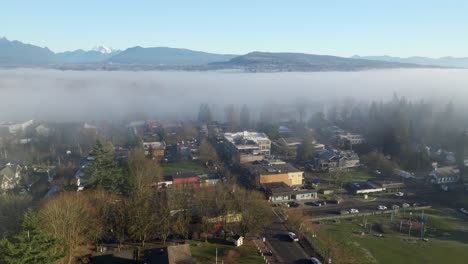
[309,257,322,264]
[349,208,359,214]
[402,203,410,208]
[460,208,468,215]
[340,209,350,215]
[392,205,400,210]
[288,232,299,242]
[377,205,387,210]
[395,192,404,197]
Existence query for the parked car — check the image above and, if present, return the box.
[288,202,300,208]
[460,208,468,215]
[308,201,323,206]
[392,205,400,210]
[377,205,387,210]
[309,257,322,264]
[349,208,359,214]
[288,232,299,242]
[402,203,410,208]
[395,192,404,197]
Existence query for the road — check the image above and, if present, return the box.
[265,211,312,264]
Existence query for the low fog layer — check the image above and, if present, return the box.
[1,68,468,122]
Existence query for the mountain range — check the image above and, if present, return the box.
[0,37,464,71]
[353,55,468,69]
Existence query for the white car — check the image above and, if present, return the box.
[349,208,359,214]
[377,205,387,210]
[288,232,299,242]
[460,208,468,215]
[395,192,404,197]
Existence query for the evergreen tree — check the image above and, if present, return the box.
[86,140,128,194]
[0,210,63,264]
[296,133,315,163]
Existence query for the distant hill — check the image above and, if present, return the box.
[0,37,55,64]
[107,46,236,65]
[212,52,433,71]
[353,55,468,68]
[55,49,119,64]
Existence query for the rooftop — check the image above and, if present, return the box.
[248,160,301,175]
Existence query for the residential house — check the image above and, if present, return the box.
[336,133,365,146]
[313,149,360,171]
[224,131,271,164]
[198,174,220,186]
[143,141,166,161]
[32,166,57,183]
[0,163,22,191]
[0,120,34,135]
[247,159,304,187]
[428,166,460,185]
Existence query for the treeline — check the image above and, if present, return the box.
[0,141,271,264]
[311,95,468,171]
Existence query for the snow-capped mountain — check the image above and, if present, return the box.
[92,46,116,54]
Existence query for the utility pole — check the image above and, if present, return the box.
[216,248,218,264]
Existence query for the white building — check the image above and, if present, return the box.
[224,131,271,163]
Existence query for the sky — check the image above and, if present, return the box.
[1,1,468,57]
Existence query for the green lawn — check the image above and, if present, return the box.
[161,161,207,176]
[341,171,375,184]
[190,239,263,264]
[308,208,468,264]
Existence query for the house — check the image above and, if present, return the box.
[336,133,365,146]
[172,172,199,188]
[247,159,304,187]
[428,166,460,185]
[264,182,317,202]
[32,166,57,183]
[0,163,22,191]
[272,137,325,158]
[198,174,220,186]
[313,149,359,171]
[224,131,271,164]
[0,120,34,135]
[143,142,166,161]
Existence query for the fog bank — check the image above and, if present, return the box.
[1,68,467,122]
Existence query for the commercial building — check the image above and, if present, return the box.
[264,183,317,202]
[247,159,303,187]
[224,131,271,164]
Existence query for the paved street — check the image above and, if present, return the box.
[265,211,311,264]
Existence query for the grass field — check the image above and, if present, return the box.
[341,171,375,184]
[308,208,468,264]
[161,161,207,176]
[190,239,263,264]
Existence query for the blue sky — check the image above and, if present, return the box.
[1,0,467,57]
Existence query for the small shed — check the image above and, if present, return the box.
[232,235,244,247]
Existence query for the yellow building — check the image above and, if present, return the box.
[248,159,304,187]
